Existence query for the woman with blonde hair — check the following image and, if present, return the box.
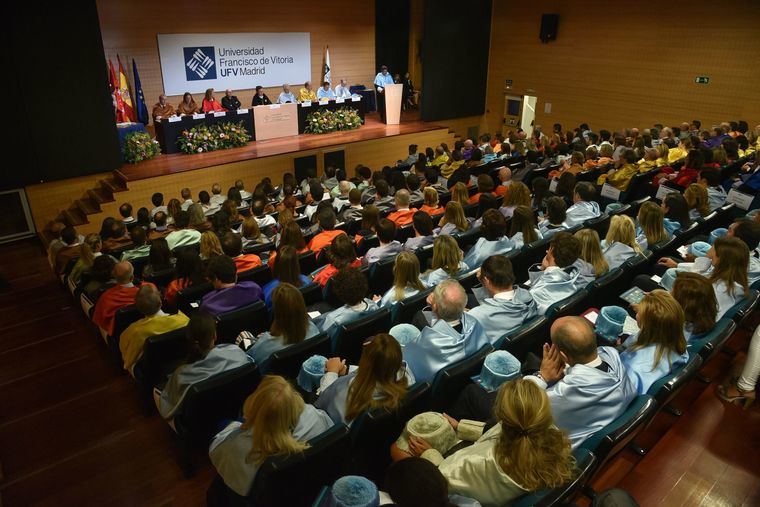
[200,231,223,261]
[575,228,609,278]
[671,272,718,341]
[684,183,710,220]
[209,375,334,496]
[166,198,182,225]
[240,216,269,248]
[621,290,689,394]
[68,233,103,285]
[421,235,468,287]
[654,143,670,167]
[500,181,531,219]
[636,201,669,251]
[708,237,750,318]
[602,215,642,269]
[436,201,470,236]
[315,333,414,424]
[378,252,426,307]
[450,182,470,206]
[403,379,575,506]
[419,187,441,215]
[508,205,541,248]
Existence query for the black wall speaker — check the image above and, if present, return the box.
[540,14,559,43]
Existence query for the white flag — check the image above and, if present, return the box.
[323,46,331,84]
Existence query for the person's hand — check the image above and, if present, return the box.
[442,413,459,431]
[683,253,696,262]
[371,294,381,302]
[156,115,162,120]
[407,436,432,457]
[539,343,565,384]
[325,357,347,375]
[667,173,677,180]
[657,257,677,268]
[540,254,550,270]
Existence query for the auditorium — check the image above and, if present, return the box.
[2,0,760,505]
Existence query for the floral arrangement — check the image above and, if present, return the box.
[123,132,161,163]
[304,107,363,134]
[177,121,251,154]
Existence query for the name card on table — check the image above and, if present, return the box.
[726,189,754,210]
[336,97,345,103]
[318,99,329,105]
[213,111,226,117]
[600,183,621,201]
[168,116,182,123]
[655,184,679,201]
[269,104,281,109]
[192,113,206,120]
[548,178,558,192]
[236,108,249,114]
[351,96,362,101]
[301,101,312,107]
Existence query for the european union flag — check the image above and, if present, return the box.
[132,58,149,125]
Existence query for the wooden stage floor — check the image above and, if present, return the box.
[120,111,444,181]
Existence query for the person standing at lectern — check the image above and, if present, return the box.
[374,65,394,122]
[201,88,224,113]
[335,78,351,99]
[298,81,317,102]
[221,89,241,111]
[177,92,199,116]
[317,82,336,100]
[152,94,175,121]
[277,83,297,104]
[251,86,272,106]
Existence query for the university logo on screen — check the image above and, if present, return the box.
[183,47,216,81]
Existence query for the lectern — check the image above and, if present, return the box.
[378,83,403,125]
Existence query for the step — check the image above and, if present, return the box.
[111,170,129,190]
[75,197,100,216]
[63,208,87,227]
[87,187,113,205]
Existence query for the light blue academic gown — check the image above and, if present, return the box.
[565,201,601,227]
[374,72,394,88]
[538,222,569,238]
[620,333,689,395]
[539,346,637,450]
[601,240,637,270]
[572,258,598,288]
[317,87,336,100]
[246,321,321,369]
[663,218,682,237]
[462,236,515,268]
[314,365,415,425]
[528,265,582,314]
[467,286,537,344]
[707,186,727,211]
[421,262,470,288]
[436,222,463,236]
[510,229,542,249]
[403,235,434,251]
[749,251,760,286]
[713,279,745,319]
[314,299,380,342]
[379,286,421,307]
[402,312,490,383]
[209,404,334,496]
[159,344,253,419]
[364,241,403,265]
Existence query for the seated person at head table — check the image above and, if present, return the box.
[221,89,241,111]
[298,81,318,102]
[152,94,176,120]
[316,81,336,100]
[312,267,379,341]
[251,86,272,106]
[467,255,537,344]
[276,83,298,104]
[403,279,489,383]
[527,232,585,314]
[334,78,352,99]
[201,88,224,113]
[199,255,263,316]
[526,316,637,449]
[314,333,415,425]
[176,92,199,116]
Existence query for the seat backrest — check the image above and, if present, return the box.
[392,287,433,326]
[546,289,590,319]
[242,242,274,257]
[453,226,481,251]
[521,237,552,272]
[142,267,177,289]
[583,268,625,310]
[109,305,143,351]
[237,264,272,288]
[687,317,736,360]
[356,235,380,256]
[456,269,481,293]
[511,447,597,507]
[368,257,397,296]
[251,424,352,506]
[648,353,704,406]
[298,251,318,275]
[430,344,494,412]
[300,282,324,307]
[395,224,415,243]
[621,171,653,203]
[215,300,269,343]
[462,202,479,219]
[174,363,261,445]
[414,244,435,271]
[335,308,392,363]
[176,282,214,315]
[500,316,549,361]
[263,333,332,378]
[132,326,189,393]
[583,214,611,237]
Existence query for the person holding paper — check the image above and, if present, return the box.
[176,92,199,115]
[277,83,297,104]
[221,89,241,111]
[317,82,336,101]
[152,94,175,121]
[251,86,272,106]
[298,81,317,102]
[335,78,351,99]
[201,88,224,113]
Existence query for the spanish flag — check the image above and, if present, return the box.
[117,55,135,122]
[109,58,126,123]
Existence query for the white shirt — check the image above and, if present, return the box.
[335,84,352,99]
[209,194,226,207]
[181,199,194,211]
[492,290,515,302]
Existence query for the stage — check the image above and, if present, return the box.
[118,111,444,182]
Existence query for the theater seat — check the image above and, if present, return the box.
[582,214,611,238]
[236,265,272,288]
[429,344,493,412]
[391,287,433,326]
[511,447,597,507]
[456,269,481,293]
[452,226,481,251]
[500,316,550,362]
[300,282,324,307]
[262,332,331,378]
[215,301,269,343]
[688,318,737,363]
[333,307,392,364]
[298,251,318,275]
[368,257,396,296]
[647,353,704,414]
[142,267,177,289]
[132,326,189,395]
[176,283,214,316]
[107,305,143,355]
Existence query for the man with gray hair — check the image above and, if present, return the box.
[209,183,225,208]
[332,180,353,213]
[401,279,489,382]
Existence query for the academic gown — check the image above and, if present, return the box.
[313,299,380,342]
[467,287,537,344]
[379,286,421,307]
[707,186,727,211]
[363,241,404,265]
[120,312,190,371]
[92,283,143,335]
[528,266,581,315]
[402,312,490,383]
[462,237,516,269]
[200,282,263,316]
[403,235,434,251]
[572,258,598,288]
[209,404,334,496]
[564,201,601,227]
[714,279,745,319]
[663,218,683,237]
[246,320,321,368]
[510,229,543,249]
[620,333,689,395]
[421,262,470,288]
[601,240,637,270]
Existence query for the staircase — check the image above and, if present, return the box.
[39,170,129,247]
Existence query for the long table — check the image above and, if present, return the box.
[154,110,255,154]
[296,97,366,134]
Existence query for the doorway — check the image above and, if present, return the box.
[520,95,537,133]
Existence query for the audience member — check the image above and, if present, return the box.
[575,228,609,279]
[500,181,531,219]
[311,234,361,287]
[150,192,167,218]
[142,238,173,278]
[68,233,103,286]
[92,261,144,336]
[378,251,426,307]
[148,211,171,241]
[420,235,468,288]
[339,188,364,222]
[165,211,201,251]
[200,255,263,316]
[528,232,583,314]
[602,215,643,269]
[308,208,346,255]
[387,189,417,226]
[708,237,750,318]
[463,209,515,268]
[120,226,150,261]
[313,268,378,339]
[403,211,435,251]
[508,205,541,248]
[363,218,402,265]
[262,245,309,308]
[165,249,205,306]
[565,182,601,227]
[221,232,262,273]
[54,226,82,275]
[538,196,569,238]
[636,201,669,251]
[436,201,470,236]
[662,192,692,235]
